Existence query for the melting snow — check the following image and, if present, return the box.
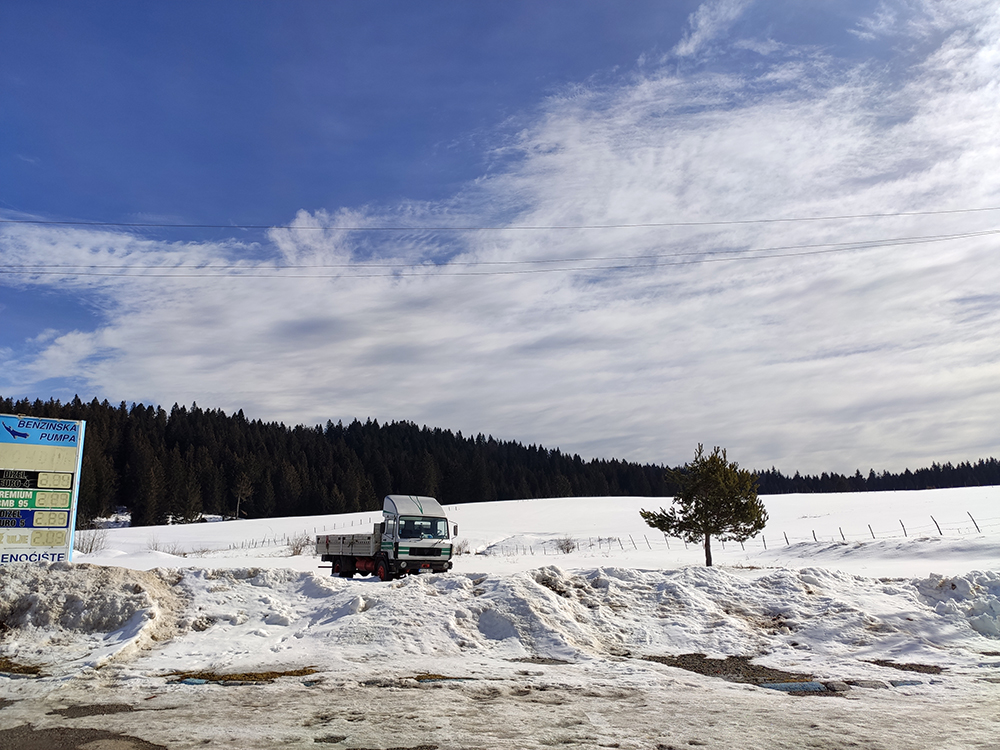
[1,489,998,748]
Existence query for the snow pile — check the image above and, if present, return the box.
[916,570,1000,637]
[0,562,182,669]
[6,561,997,685]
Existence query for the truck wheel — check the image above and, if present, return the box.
[376,559,392,582]
[333,558,343,576]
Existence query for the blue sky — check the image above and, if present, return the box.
[2,1,1000,474]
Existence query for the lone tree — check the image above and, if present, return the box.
[641,444,767,566]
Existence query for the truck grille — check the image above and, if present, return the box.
[407,547,442,557]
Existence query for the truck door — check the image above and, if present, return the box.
[385,515,399,558]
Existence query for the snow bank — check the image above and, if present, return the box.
[7,560,996,684]
[0,562,183,670]
[916,570,1000,637]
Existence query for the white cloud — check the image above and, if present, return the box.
[851,2,900,41]
[732,37,783,56]
[673,0,751,58]
[2,1,1000,474]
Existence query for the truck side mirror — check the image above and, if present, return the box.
[453,524,459,536]
[379,522,386,534]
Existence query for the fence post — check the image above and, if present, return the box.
[931,516,943,535]
[811,530,817,542]
[968,512,981,534]
[899,520,907,537]
[644,535,651,549]
[783,532,789,546]
[629,535,637,549]
[839,527,845,541]
[762,535,766,550]
[868,524,875,539]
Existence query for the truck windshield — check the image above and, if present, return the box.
[398,516,449,540]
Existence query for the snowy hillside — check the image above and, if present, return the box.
[1,488,999,749]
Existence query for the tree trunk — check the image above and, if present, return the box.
[703,534,713,567]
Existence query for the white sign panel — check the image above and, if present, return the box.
[0,414,86,565]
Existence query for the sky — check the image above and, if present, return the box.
[2,0,999,475]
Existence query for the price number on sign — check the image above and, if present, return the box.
[33,511,69,528]
[37,473,73,489]
[31,529,67,547]
[34,492,71,508]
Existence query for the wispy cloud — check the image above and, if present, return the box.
[851,2,900,41]
[2,1,999,474]
[673,0,751,58]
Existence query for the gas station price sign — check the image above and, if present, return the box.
[0,414,85,565]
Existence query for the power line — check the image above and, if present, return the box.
[2,205,1000,232]
[5,228,996,275]
[2,227,995,279]
[4,227,994,270]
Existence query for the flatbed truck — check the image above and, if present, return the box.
[316,495,456,581]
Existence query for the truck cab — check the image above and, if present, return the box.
[380,495,455,577]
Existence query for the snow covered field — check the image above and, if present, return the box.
[2,488,999,749]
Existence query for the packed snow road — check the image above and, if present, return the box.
[1,562,999,749]
[3,662,998,750]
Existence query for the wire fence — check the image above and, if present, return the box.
[214,510,1000,555]
[479,510,1000,557]
[225,516,380,551]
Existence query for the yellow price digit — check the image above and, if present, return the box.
[38,473,73,489]
[33,511,68,528]
[35,492,71,508]
[31,529,67,546]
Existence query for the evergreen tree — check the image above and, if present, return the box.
[641,445,767,566]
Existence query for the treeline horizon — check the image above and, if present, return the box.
[3,395,999,528]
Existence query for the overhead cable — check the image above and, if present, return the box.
[2,205,1000,232]
[2,227,996,279]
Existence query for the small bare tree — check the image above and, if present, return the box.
[288,531,312,556]
[555,536,576,554]
[74,527,108,554]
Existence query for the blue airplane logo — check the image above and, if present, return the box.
[3,423,29,440]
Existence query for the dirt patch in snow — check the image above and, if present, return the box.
[165,666,318,684]
[49,703,135,718]
[643,653,814,684]
[0,656,42,675]
[0,724,167,750]
[510,656,574,665]
[865,659,945,674]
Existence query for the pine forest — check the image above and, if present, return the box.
[3,395,999,528]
